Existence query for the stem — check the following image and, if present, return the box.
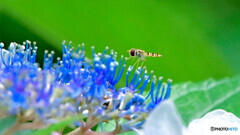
[0,113,7,119]
[66,127,81,135]
[67,127,115,135]
[67,119,128,135]
[2,111,43,135]
[86,109,93,125]
[84,130,114,135]
[112,120,122,134]
[2,122,43,135]
[86,116,101,129]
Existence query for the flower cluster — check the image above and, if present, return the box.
[0,41,172,134]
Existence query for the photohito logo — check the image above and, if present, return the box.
[210,126,238,132]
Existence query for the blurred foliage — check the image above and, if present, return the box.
[31,115,84,135]
[0,116,16,134]
[172,75,240,125]
[0,0,240,84]
[96,120,136,135]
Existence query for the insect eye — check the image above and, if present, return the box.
[130,49,135,56]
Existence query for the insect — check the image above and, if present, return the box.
[127,48,162,67]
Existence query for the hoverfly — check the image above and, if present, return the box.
[128,48,162,67]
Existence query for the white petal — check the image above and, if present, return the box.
[188,109,240,135]
[143,100,186,135]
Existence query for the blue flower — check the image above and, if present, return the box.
[0,40,172,134]
[146,76,172,110]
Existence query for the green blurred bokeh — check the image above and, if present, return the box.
[0,0,240,83]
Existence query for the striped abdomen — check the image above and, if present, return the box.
[145,52,162,57]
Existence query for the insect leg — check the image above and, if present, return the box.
[136,59,141,68]
[140,60,145,68]
[133,58,140,67]
[136,61,139,68]
[127,56,137,62]
[127,56,132,60]
[130,57,137,62]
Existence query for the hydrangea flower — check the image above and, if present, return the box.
[142,100,240,135]
[0,41,172,135]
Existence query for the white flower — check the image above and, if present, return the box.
[142,100,240,135]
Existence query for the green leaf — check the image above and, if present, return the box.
[96,120,116,132]
[31,115,84,135]
[0,116,16,134]
[96,120,137,135]
[172,75,240,125]
[14,130,33,135]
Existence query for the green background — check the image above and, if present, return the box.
[0,0,240,134]
[1,0,239,84]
